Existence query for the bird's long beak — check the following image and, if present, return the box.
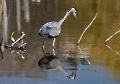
[73,13,77,19]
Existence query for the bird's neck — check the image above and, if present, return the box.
[58,10,71,26]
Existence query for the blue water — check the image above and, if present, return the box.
[0,66,119,84]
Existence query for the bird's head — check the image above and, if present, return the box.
[70,7,77,19]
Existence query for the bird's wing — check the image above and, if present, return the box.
[40,22,61,37]
[49,26,61,37]
[39,26,52,36]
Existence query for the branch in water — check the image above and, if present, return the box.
[10,32,25,47]
[8,32,27,59]
[77,13,98,45]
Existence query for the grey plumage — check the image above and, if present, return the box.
[38,22,60,38]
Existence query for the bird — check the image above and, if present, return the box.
[38,7,77,49]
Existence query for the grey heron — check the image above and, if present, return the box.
[38,7,77,49]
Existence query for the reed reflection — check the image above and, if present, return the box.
[2,0,8,43]
[0,37,4,59]
[23,0,30,22]
[66,45,96,72]
[32,0,41,3]
[105,44,120,56]
[38,47,77,79]
[16,0,21,31]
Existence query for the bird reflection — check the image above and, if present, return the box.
[38,47,77,79]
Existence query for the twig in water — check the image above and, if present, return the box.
[10,32,25,47]
[8,32,27,59]
[104,30,120,44]
[16,51,25,59]
[77,13,98,45]
[9,32,15,43]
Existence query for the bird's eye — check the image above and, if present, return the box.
[40,30,43,31]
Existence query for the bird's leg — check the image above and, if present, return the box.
[42,40,44,50]
[42,38,45,49]
[42,40,46,56]
[53,47,55,56]
[53,38,56,48]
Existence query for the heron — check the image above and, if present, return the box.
[38,7,77,49]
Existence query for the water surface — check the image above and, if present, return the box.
[0,0,120,84]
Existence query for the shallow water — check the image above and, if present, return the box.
[0,0,120,84]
